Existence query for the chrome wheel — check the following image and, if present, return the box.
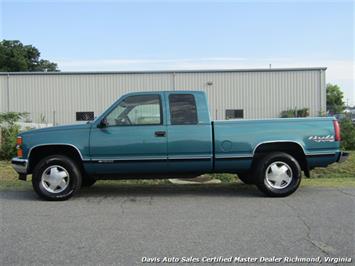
[41,165,70,193]
[265,161,293,189]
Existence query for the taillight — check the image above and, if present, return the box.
[333,120,341,141]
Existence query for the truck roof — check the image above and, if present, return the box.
[122,90,206,96]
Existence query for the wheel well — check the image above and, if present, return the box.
[28,145,83,174]
[253,142,309,177]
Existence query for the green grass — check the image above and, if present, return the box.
[1,152,354,190]
[301,178,355,187]
[311,151,355,178]
[0,179,32,191]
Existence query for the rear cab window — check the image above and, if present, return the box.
[169,94,198,125]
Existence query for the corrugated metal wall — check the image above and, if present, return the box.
[0,69,326,124]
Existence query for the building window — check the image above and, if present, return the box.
[76,112,94,121]
[169,94,198,125]
[225,109,244,119]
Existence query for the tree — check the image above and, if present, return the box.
[0,40,59,72]
[340,119,355,150]
[326,83,345,115]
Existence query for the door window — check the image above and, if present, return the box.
[106,95,162,126]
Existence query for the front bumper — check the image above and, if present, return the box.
[11,157,29,174]
[336,152,349,163]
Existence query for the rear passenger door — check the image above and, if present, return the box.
[166,92,213,173]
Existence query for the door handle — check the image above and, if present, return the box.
[155,131,166,137]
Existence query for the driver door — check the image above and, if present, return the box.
[89,93,168,175]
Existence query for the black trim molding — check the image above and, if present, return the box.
[306,153,335,158]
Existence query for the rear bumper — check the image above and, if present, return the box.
[336,152,349,163]
[11,157,29,174]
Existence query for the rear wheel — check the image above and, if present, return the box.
[32,155,82,200]
[255,152,301,197]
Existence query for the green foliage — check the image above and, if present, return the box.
[210,173,237,183]
[340,119,355,150]
[0,112,27,160]
[0,40,59,72]
[280,108,309,118]
[326,83,345,114]
[0,125,20,160]
[0,112,28,126]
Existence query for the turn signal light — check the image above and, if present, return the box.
[17,148,23,158]
[16,136,23,145]
[16,137,23,158]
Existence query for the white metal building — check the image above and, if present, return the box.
[0,68,326,125]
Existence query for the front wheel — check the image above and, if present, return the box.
[32,155,82,200]
[255,152,301,197]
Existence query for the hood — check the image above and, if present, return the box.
[20,122,92,136]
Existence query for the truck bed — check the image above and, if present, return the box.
[213,117,339,172]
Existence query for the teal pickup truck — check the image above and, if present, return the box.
[12,91,348,200]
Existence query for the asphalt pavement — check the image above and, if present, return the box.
[0,184,354,265]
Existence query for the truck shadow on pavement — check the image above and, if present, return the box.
[78,183,263,198]
[0,183,263,201]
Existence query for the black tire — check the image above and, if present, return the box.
[32,155,82,201]
[255,152,301,197]
[238,172,254,184]
[81,176,96,187]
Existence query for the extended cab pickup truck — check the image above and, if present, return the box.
[12,91,348,200]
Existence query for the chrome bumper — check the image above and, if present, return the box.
[11,158,29,174]
[336,152,349,163]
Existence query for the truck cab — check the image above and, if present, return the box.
[87,91,213,176]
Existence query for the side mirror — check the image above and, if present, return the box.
[98,118,109,128]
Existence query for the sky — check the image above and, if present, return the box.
[1,0,354,105]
